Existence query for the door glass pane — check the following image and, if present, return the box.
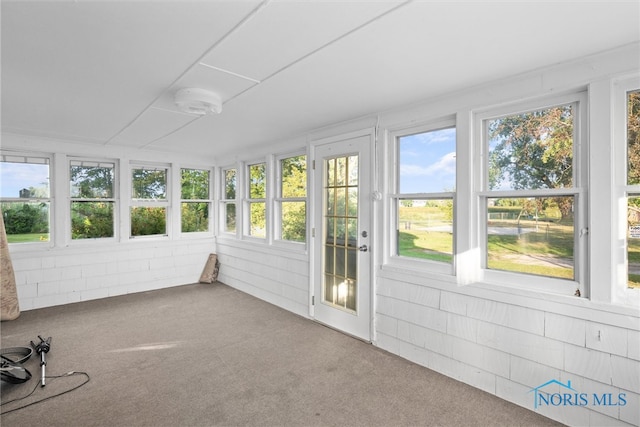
[347,248,357,280]
[348,156,358,185]
[323,154,358,312]
[347,188,358,217]
[347,218,358,248]
[335,217,346,246]
[336,157,346,186]
[335,188,346,216]
[326,217,335,244]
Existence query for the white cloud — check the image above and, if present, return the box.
[401,151,456,176]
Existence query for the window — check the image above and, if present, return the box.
[246,162,266,238]
[276,154,306,243]
[392,123,456,267]
[0,154,50,243]
[221,167,237,234]
[181,168,211,233]
[479,94,586,291]
[70,159,116,240]
[625,88,640,289]
[130,164,168,237]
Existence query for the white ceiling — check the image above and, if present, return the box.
[2,0,639,160]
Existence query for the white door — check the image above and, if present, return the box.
[312,134,372,341]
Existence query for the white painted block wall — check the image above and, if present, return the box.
[374,273,640,426]
[10,239,215,310]
[215,238,310,318]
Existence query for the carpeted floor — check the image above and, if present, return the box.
[1,282,563,426]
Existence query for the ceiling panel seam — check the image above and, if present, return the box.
[198,62,261,84]
[103,0,271,146]
[140,116,202,149]
[222,0,414,107]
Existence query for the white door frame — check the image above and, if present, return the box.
[309,128,375,341]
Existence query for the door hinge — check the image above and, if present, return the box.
[311,228,315,238]
[312,296,315,305]
[312,160,316,170]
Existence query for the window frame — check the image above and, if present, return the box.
[68,157,117,242]
[0,151,53,247]
[129,162,170,239]
[474,91,588,296]
[243,161,267,240]
[614,75,640,306]
[387,118,457,276]
[179,166,213,237]
[274,151,307,248]
[219,166,238,237]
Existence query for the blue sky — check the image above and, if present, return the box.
[399,127,456,193]
[0,162,50,198]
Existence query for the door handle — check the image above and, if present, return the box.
[358,244,368,252]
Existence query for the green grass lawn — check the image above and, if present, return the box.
[6,233,49,243]
[398,231,452,263]
[628,239,640,288]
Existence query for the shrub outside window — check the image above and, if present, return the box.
[480,95,586,290]
[70,159,115,240]
[0,154,50,243]
[130,165,168,237]
[277,154,306,243]
[246,162,266,238]
[393,125,456,266]
[181,168,211,233]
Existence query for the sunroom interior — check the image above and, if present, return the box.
[1,1,639,426]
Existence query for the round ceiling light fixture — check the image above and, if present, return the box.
[174,88,222,115]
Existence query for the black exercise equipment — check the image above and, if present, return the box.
[0,346,33,384]
[30,336,51,387]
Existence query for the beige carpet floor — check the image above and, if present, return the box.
[1,282,563,427]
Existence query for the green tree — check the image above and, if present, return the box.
[489,105,574,218]
[628,91,640,185]
[181,169,209,200]
[70,165,115,239]
[2,202,48,235]
[70,165,113,198]
[132,168,166,199]
[249,164,266,236]
[181,169,210,232]
[281,156,307,241]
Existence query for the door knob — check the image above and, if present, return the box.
[358,244,368,252]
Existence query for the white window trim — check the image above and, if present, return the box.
[613,75,640,306]
[273,150,307,250]
[473,91,588,297]
[68,157,118,244]
[386,118,457,276]
[178,166,214,238]
[0,150,54,250]
[129,162,171,239]
[219,165,239,238]
[243,160,268,241]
